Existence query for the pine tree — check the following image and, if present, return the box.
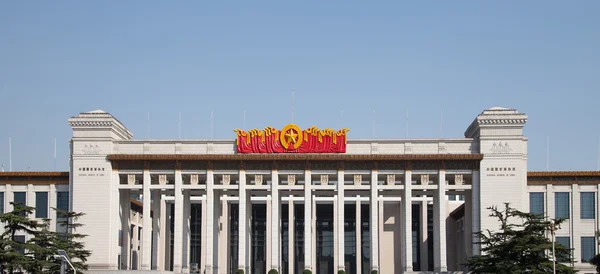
[25,218,59,273]
[465,203,576,274]
[0,202,41,274]
[49,208,91,274]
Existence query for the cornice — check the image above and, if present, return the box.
[528,171,600,177]
[0,172,69,177]
[107,153,484,161]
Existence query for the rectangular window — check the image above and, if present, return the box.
[14,235,25,254]
[0,192,4,214]
[555,192,570,219]
[448,195,456,201]
[57,192,69,217]
[35,192,48,218]
[581,237,595,263]
[13,192,26,208]
[529,192,544,216]
[459,195,465,201]
[556,236,570,263]
[580,192,595,219]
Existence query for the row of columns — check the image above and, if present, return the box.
[120,167,478,273]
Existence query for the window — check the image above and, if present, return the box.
[555,192,570,219]
[459,195,465,201]
[14,235,25,254]
[0,192,4,214]
[13,192,26,207]
[448,195,456,201]
[35,192,48,218]
[581,237,595,263]
[580,192,595,219]
[57,192,69,217]
[529,192,544,216]
[555,236,570,263]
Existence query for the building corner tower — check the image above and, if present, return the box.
[68,110,133,270]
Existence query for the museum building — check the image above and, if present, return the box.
[0,106,598,274]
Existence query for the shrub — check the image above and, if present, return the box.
[236,269,244,274]
[371,271,378,274]
[268,269,278,274]
[338,270,346,274]
[303,270,312,274]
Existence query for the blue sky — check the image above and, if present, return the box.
[0,1,599,172]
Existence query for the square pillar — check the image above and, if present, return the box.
[205,170,215,274]
[142,170,152,270]
[271,170,280,272]
[173,170,184,272]
[356,200,362,273]
[471,170,481,256]
[152,190,161,270]
[238,170,248,273]
[434,169,447,272]
[337,170,345,272]
[403,170,413,272]
[420,198,429,271]
[370,170,380,272]
[304,169,313,272]
[288,197,294,273]
[120,189,131,270]
[183,190,191,271]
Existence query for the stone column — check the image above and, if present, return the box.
[120,189,131,270]
[434,170,447,272]
[162,198,171,271]
[403,170,413,272]
[356,200,362,273]
[471,170,481,256]
[49,184,57,231]
[271,169,280,272]
[238,170,247,273]
[288,197,294,273]
[420,198,428,271]
[205,169,215,274]
[183,190,191,271]
[173,170,184,272]
[152,191,161,270]
[337,170,345,272]
[304,169,312,272]
[370,169,380,272]
[142,170,152,270]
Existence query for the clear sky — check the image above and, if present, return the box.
[0,1,599,172]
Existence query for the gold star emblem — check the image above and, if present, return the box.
[280,124,303,150]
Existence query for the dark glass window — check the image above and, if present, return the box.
[15,235,25,254]
[14,192,26,207]
[57,192,69,218]
[251,204,266,274]
[344,204,356,274]
[412,204,420,270]
[580,192,595,219]
[361,204,370,274]
[529,192,544,216]
[581,237,595,263]
[316,204,334,274]
[35,192,48,218]
[190,203,202,269]
[0,192,4,214]
[555,192,570,219]
[295,204,305,274]
[229,203,239,274]
[556,236,570,263]
[281,204,289,274]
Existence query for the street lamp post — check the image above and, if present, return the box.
[550,220,556,274]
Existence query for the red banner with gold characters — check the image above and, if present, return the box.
[234,124,349,153]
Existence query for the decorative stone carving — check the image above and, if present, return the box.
[438,143,447,153]
[255,175,264,185]
[190,174,199,185]
[386,174,395,185]
[320,175,329,185]
[159,174,167,185]
[287,175,295,186]
[420,174,429,185]
[127,174,136,185]
[455,174,464,185]
[490,142,512,154]
[83,144,102,155]
[221,175,230,185]
[404,143,413,153]
[354,174,362,185]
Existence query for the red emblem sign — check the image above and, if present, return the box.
[234,124,349,153]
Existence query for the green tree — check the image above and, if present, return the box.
[25,218,59,273]
[465,203,576,274]
[589,230,600,273]
[48,208,91,274]
[0,202,41,274]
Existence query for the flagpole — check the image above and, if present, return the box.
[210,110,214,139]
[9,137,12,172]
[405,108,409,138]
[546,136,550,171]
[54,138,57,171]
[373,109,376,138]
[178,112,182,140]
[147,112,150,139]
[440,107,444,138]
